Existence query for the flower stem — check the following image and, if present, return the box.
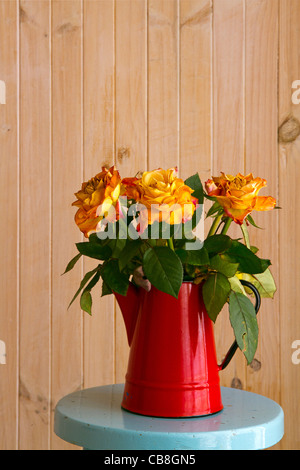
[207,214,222,237]
[241,220,251,249]
[221,217,232,235]
[167,237,175,251]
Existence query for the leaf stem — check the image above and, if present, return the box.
[241,220,251,249]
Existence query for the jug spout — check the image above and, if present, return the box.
[114,283,139,346]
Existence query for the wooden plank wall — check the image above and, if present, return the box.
[0,0,299,450]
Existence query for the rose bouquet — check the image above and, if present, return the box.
[65,166,277,364]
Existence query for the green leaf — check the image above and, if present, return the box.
[68,266,99,309]
[118,239,143,271]
[204,234,232,255]
[84,269,101,292]
[229,291,259,364]
[186,247,210,266]
[79,270,101,315]
[227,240,271,274]
[101,259,129,296]
[80,290,92,315]
[210,253,239,278]
[175,248,189,264]
[246,214,263,229]
[238,269,277,298]
[202,272,231,322]
[108,238,127,258]
[62,253,82,275]
[206,201,222,219]
[76,241,112,261]
[143,246,183,298]
[228,276,247,295]
[204,193,218,201]
[88,232,103,244]
[184,173,204,204]
[101,280,113,297]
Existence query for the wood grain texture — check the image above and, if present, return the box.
[0,0,18,450]
[148,0,179,169]
[245,0,280,405]
[19,0,51,450]
[213,0,245,172]
[51,0,83,450]
[212,0,246,391]
[83,0,115,389]
[1,0,300,450]
[180,0,212,183]
[114,0,147,383]
[180,0,212,265]
[279,0,300,450]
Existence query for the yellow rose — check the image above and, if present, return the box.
[123,168,197,231]
[205,172,276,225]
[72,166,121,237]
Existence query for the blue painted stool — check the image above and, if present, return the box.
[54,383,284,450]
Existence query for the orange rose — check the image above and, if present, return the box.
[205,172,276,225]
[73,166,122,237]
[121,177,141,202]
[122,168,197,231]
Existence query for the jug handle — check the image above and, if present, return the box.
[218,280,261,371]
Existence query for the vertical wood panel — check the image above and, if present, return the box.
[51,0,83,450]
[0,0,18,450]
[1,0,300,450]
[213,0,245,171]
[83,0,115,388]
[279,0,300,450]
[114,0,147,382]
[180,0,212,249]
[212,0,246,390]
[19,0,51,449]
[245,0,280,406]
[180,0,212,184]
[148,0,179,169]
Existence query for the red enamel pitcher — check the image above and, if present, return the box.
[115,280,260,418]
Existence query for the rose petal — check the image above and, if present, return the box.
[254,196,276,211]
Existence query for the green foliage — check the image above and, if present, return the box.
[229,291,259,364]
[101,259,129,297]
[62,253,82,274]
[64,171,276,365]
[202,272,231,322]
[143,246,183,298]
[184,173,204,204]
[76,241,112,260]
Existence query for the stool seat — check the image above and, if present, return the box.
[54,383,284,450]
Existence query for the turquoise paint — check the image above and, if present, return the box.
[54,384,284,450]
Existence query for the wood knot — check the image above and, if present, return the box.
[249,358,261,371]
[231,377,243,389]
[278,116,300,143]
[117,146,130,162]
[55,22,80,35]
[19,6,37,27]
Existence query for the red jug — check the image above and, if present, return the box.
[115,280,260,418]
